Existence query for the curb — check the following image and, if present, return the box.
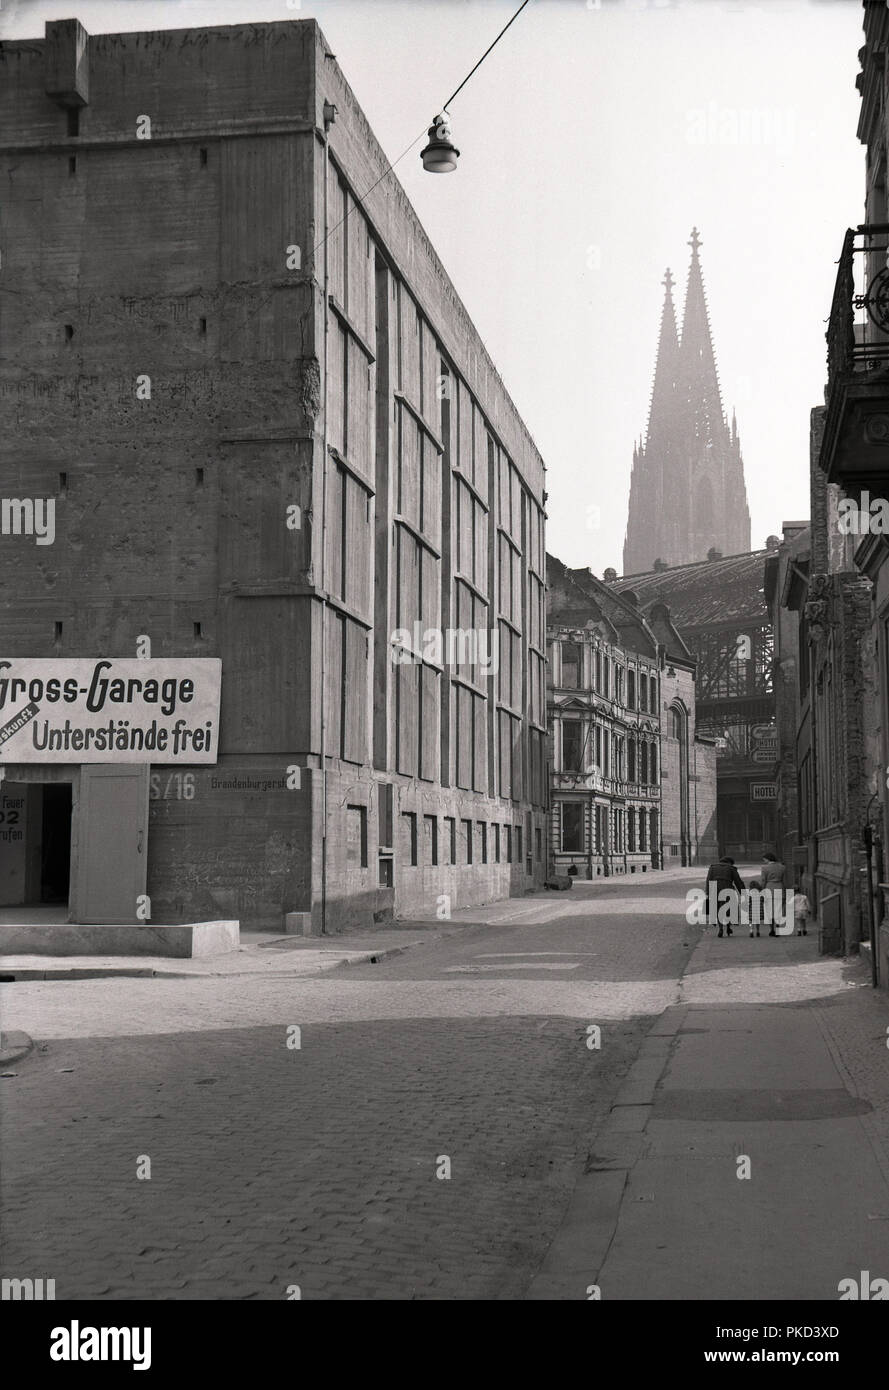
[0,1030,34,1065]
[525,1003,686,1300]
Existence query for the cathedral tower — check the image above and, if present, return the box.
[623,230,751,574]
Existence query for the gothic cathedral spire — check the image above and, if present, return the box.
[623,230,751,574]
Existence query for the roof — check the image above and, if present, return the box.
[613,550,769,628]
[547,553,692,664]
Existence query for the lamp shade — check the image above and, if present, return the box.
[421,112,460,173]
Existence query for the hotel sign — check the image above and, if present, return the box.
[0,659,222,764]
[751,783,777,801]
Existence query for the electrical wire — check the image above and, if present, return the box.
[442,0,532,112]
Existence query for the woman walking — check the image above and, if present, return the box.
[750,851,786,937]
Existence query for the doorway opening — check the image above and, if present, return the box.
[41,784,72,904]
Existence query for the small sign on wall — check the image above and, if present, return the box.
[751,783,777,801]
[0,786,28,903]
[0,659,221,764]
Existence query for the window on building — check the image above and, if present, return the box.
[444,816,457,865]
[561,803,584,852]
[462,818,473,864]
[493,823,501,862]
[628,739,636,783]
[628,808,636,852]
[640,741,648,784]
[650,742,657,782]
[595,649,602,692]
[616,667,624,704]
[346,805,368,868]
[602,729,610,777]
[628,669,636,709]
[401,812,418,866]
[535,826,542,860]
[614,736,624,781]
[505,825,512,863]
[423,814,438,866]
[639,811,647,851]
[594,724,602,767]
[639,673,648,712]
[477,822,488,864]
[562,719,584,772]
[515,825,522,862]
[613,809,623,853]
[561,640,582,689]
[602,656,610,697]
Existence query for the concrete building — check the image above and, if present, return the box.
[0,18,548,933]
[612,551,777,862]
[547,556,717,876]
[623,232,751,574]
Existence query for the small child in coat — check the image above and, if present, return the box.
[791,889,810,937]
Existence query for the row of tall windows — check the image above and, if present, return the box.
[559,641,658,711]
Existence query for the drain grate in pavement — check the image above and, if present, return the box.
[652,1088,872,1121]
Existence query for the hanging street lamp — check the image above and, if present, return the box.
[421,112,460,173]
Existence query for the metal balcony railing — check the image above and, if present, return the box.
[827,225,889,387]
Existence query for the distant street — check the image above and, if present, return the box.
[2,871,887,1300]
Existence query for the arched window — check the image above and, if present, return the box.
[639,673,648,712]
[562,641,581,688]
[671,706,684,740]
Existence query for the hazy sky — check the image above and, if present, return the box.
[2,0,866,574]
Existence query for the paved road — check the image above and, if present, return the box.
[0,873,703,1300]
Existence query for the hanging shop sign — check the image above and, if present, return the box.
[0,659,222,764]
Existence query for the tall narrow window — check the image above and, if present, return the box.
[561,803,584,852]
[401,812,418,866]
[561,640,581,688]
[628,669,636,709]
[562,719,584,772]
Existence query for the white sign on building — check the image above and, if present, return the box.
[751,783,777,801]
[0,659,222,764]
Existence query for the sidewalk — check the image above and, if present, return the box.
[529,926,889,1300]
[0,926,456,982]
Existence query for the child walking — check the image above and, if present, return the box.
[792,888,810,937]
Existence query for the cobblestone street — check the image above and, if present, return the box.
[2,870,888,1300]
